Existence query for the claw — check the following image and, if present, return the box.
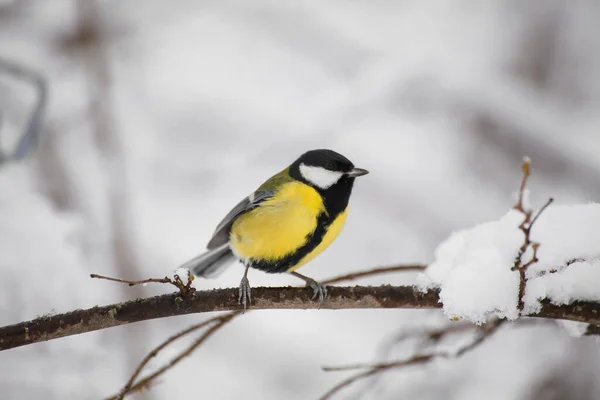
[290,271,328,309]
[308,280,327,309]
[239,265,251,312]
[238,276,251,312]
[289,271,327,309]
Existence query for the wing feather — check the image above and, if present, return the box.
[206,190,274,249]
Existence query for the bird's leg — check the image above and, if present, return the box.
[239,264,251,312]
[289,271,327,309]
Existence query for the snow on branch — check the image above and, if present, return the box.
[319,158,600,397]
[417,157,600,328]
[0,281,599,353]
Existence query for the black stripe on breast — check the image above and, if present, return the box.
[248,211,332,273]
[247,176,355,274]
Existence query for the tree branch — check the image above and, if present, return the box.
[319,354,435,400]
[0,286,438,352]
[1,285,599,352]
[110,311,240,400]
[319,319,504,400]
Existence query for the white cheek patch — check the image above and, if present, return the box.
[299,163,343,189]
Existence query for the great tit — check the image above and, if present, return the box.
[180,149,369,309]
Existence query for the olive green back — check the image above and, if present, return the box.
[257,167,294,192]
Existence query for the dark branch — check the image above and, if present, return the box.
[2,285,600,352]
[0,286,439,352]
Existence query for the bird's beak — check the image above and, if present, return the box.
[346,167,369,177]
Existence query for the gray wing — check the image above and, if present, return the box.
[206,190,275,249]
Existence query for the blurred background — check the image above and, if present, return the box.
[1,1,600,399]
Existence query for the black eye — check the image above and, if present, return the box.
[325,162,335,170]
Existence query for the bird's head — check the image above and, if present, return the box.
[289,149,369,190]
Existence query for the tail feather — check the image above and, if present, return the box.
[180,243,236,278]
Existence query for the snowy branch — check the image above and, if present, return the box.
[416,157,600,325]
[510,157,554,311]
[1,285,600,352]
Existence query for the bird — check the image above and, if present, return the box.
[179,149,369,310]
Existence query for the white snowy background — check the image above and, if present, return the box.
[1,1,600,399]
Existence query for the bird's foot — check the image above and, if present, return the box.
[306,279,327,309]
[289,271,328,309]
[238,274,251,312]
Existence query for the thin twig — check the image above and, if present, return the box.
[565,257,586,266]
[91,263,422,301]
[514,157,531,213]
[90,274,171,286]
[322,264,426,285]
[91,263,424,293]
[513,198,554,311]
[520,242,540,270]
[109,311,240,400]
[320,319,503,400]
[455,319,504,357]
[378,321,473,359]
[512,160,534,269]
[319,354,434,400]
[119,313,237,398]
[322,354,434,372]
[529,198,554,228]
[511,158,554,311]
[114,313,234,399]
[91,270,196,297]
[535,256,590,277]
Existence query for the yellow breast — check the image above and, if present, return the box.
[289,207,348,271]
[230,182,325,262]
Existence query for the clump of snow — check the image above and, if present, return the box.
[417,210,524,323]
[521,204,600,313]
[526,204,600,276]
[418,204,600,324]
[524,259,600,314]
